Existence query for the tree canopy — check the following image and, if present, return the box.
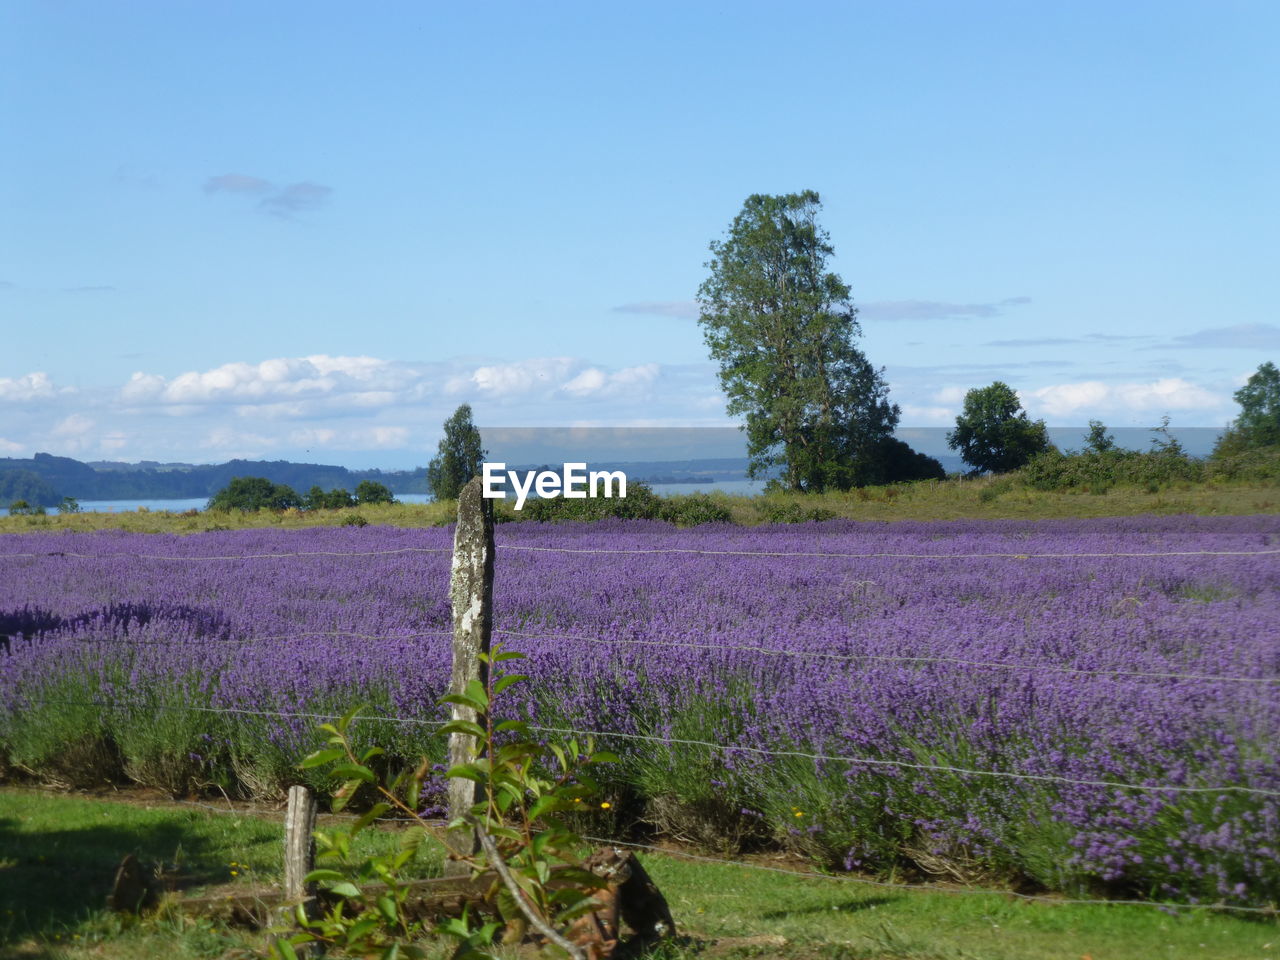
[698,191,898,492]
[426,404,486,501]
[304,486,357,510]
[354,480,396,505]
[1215,361,1280,455]
[207,476,303,512]
[948,381,1052,474]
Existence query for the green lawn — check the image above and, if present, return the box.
[0,788,1274,959]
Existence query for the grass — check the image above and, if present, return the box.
[1,474,1278,536]
[0,788,1274,959]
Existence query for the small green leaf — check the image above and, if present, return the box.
[463,678,489,709]
[444,762,487,782]
[329,881,362,898]
[300,747,345,768]
[345,917,379,943]
[493,650,526,662]
[330,763,376,783]
[400,825,428,853]
[527,794,559,820]
[439,692,486,712]
[332,779,364,812]
[439,720,486,739]
[492,673,527,695]
[589,750,621,764]
[350,803,391,833]
[303,868,345,885]
[377,894,398,922]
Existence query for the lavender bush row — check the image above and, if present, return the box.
[1,516,1277,905]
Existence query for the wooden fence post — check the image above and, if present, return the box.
[444,476,495,877]
[280,783,318,953]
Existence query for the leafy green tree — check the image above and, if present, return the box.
[698,191,898,492]
[1083,419,1116,454]
[426,404,486,501]
[948,381,1052,474]
[58,496,81,514]
[206,476,302,511]
[304,486,357,510]
[354,480,396,505]
[1215,361,1280,455]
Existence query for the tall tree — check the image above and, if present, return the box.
[698,191,898,492]
[948,382,1052,474]
[1214,360,1280,455]
[426,404,486,501]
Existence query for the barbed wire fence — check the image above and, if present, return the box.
[2,483,1279,921]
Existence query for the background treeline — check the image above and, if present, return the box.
[0,453,427,506]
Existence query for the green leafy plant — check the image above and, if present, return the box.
[272,645,618,959]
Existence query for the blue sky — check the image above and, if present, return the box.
[2,1,1277,468]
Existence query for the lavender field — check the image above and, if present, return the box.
[2,516,1278,906]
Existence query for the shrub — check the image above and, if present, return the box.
[341,513,369,527]
[517,481,664,522]
[304,486,357,510]
[6,500,46,516]
[207,476,303,512]
[755,498,835,523]
[1205,444,1280,483]
[354,480,396,505]
[1214,361,1280,453]
[658,493,733,526]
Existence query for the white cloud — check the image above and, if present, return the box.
[1029,378,1225,418]
[1029,381,1112,417]
[0,436,24,454]
[562,368,608,395]
[122,355,396,406]
[52,414,95,437]
[932,386,969,405]
[0,372,59,402]
[203,426,271,453]
[561,363,659,397]
[451,357,580,398]
[288,428,337,447]
[369,426,410,448]
[2,354,733,462]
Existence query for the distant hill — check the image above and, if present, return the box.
[0,453,429,504]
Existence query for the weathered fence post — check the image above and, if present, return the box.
[444,476,495,877]
[280,783,318,953]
